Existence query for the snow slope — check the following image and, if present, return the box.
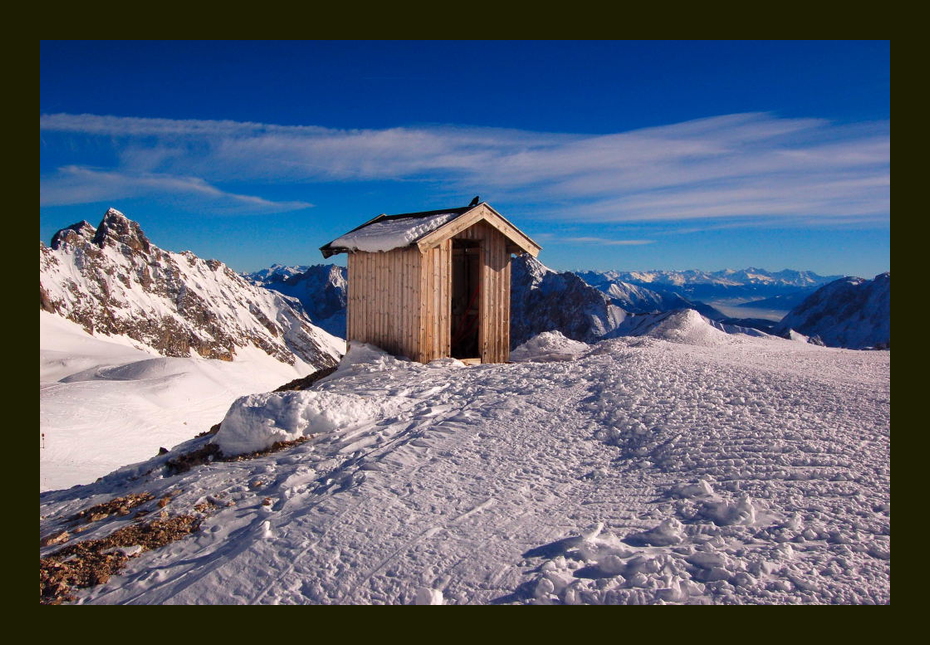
[40,311,328,492]
[40,318,889,605]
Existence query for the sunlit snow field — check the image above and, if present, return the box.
[40,312,327,492]
[40,315,889,604]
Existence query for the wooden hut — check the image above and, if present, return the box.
[320,202,541,364]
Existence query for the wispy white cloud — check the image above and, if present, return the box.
[563,237,655,246]
[40,112,889,226]
[40,166,312,214]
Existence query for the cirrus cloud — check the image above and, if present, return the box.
[40,112,888,226]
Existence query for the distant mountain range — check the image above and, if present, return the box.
[43,211,884,356]
[41,209,344,370]
[577,267,843,304]
[245,257,888,351]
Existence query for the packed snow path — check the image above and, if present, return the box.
[40,333,889,604]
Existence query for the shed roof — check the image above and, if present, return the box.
[320,202,540,258]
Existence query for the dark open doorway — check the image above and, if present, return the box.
[451,240,481,359]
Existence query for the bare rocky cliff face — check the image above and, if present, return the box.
[510,255,628,348]
[40,208,343,369]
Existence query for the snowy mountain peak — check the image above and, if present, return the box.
[246,264,350,337]
[41,209,344,368]
[246,263,312,284]
[92,207,151,252]
[517,254,555,287]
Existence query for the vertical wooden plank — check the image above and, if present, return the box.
[367,252,375,345]
[422,246,433,362]
[346,253,355,342]
[433,245,440,360]
[405,247,419,361]
[374,251,381,349]
[400,248,408,358]
[424,246,433,363]
[482,226,488,361]
[380,251,386,348]
[485,245,492,364]
[354,253,362,343]
[439,239,449,358]
[380,251,387,351]
[404,248,412,359]
[502,251,511,362]
[418,246,427,363]
[368,252,376,347]
[385,251,392,353]
[494,229,504,362]
[486,230,495,363]
[360,253,368,343]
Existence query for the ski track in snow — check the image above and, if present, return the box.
[40,334,890,605]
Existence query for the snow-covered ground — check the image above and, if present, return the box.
[39,318,889,604]
[40,311,330,492]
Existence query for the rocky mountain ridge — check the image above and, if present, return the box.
[774,273,890,349]
[40,209,344,370]
[510,255,630,347]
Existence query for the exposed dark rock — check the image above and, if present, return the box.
[92,208,151,253]
[510,255,626,347]
[50,220,97,250]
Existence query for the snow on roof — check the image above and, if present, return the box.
[327,210,463,254]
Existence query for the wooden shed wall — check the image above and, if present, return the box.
[347,246,422,359]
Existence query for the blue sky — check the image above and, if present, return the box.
[40,41,890,277]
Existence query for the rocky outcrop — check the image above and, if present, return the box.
[510,255,627,347]
[50,221,97,250]
[41,208,343,369]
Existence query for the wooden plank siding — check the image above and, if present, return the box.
[416,239,451,362]
[347,247,423,360]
